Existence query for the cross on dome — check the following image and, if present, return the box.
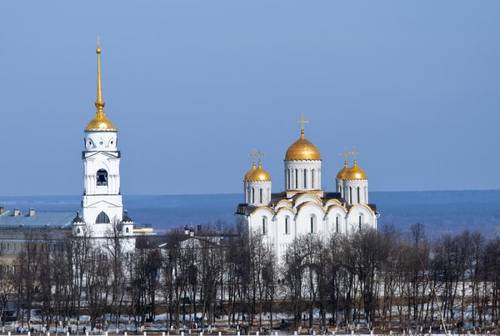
[249,149,264,164]
[350,147,359,160]
[298,113,309,135]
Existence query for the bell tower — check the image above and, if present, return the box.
[77,43,125,239]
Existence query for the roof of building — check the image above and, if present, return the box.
[0,210,74,230]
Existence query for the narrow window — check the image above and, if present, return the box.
[349,187,353,204]
[262,217,267,235]
[304,170,307,189]
[312,169,315,189]
[125,227,129,233]
[96,169,108,186]
[357,187,361,203]
[336,216,339,233]
[259,188,263,203]
[285,216,290,235]
[310,215,316,233]
[359,215,362,231]
[295,169,298,189]
[252,188,255,203]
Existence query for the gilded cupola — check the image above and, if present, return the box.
[244,162,272,182]
[344,160,368,180]
[336,160,350,180]
[85,44,116,132]
[285,117,321,161]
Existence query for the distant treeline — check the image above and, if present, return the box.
[0,224,498,334]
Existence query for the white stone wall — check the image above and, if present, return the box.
[81,130,124,239]
[343,179,369,205]
[284,160,322,191]
[84,131,118,151]
[244,180,272,205]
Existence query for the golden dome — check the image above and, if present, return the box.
[336,160,350,180]
[344,160,368,180]
[285,130,321,161]
[85,45,116,132]
[244,162,272,182]
[86,111,116,132]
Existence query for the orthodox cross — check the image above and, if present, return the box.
[298,113,309,133]
[249,149,264,164]
[340,150,350,161]
[350,147,359,160]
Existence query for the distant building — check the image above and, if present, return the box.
[236,117,378,260]
[0,208,72,266]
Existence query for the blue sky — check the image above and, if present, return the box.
[0,1,499,195]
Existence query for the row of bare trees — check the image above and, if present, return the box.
[0,224,498,333]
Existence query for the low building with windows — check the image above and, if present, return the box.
[0,208,73,266]
[235,119,378,261]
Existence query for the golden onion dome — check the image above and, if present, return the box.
[336,160,350,180]
[244,162,272,182]
[85,45,117,132]
[285,130,321,161]
[85,111,116,132]
[344,160,368,180]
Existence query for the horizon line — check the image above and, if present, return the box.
[1,187,500,198]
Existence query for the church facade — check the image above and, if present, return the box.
[71,45,136,252]
[236,122,378,260]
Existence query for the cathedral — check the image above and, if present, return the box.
[236,119,378,260]
[71,44,137,252]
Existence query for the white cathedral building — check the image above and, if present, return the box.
[236,122,378,260]
[72,45,137,253]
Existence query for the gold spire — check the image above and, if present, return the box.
[95,38,104,112]
[85,39,116,132]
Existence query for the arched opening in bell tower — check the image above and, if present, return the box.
[96,169,108,186]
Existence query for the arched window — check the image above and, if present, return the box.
[125,227,129,233]
[349,187,353,204]
[77,228,81,234]
[285,216,290,235]
[251,188,255,204]
[259,188,263,203]
[96,211,110,224]
[295,169,298,189]
[336,215,339,233]
[358,214,363,231]
[357,187,361,203]
[96,169,108,186]
[311,169,315,189]
[304,169,307,189]
[310,215,316,233]
[262,217,268,235]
